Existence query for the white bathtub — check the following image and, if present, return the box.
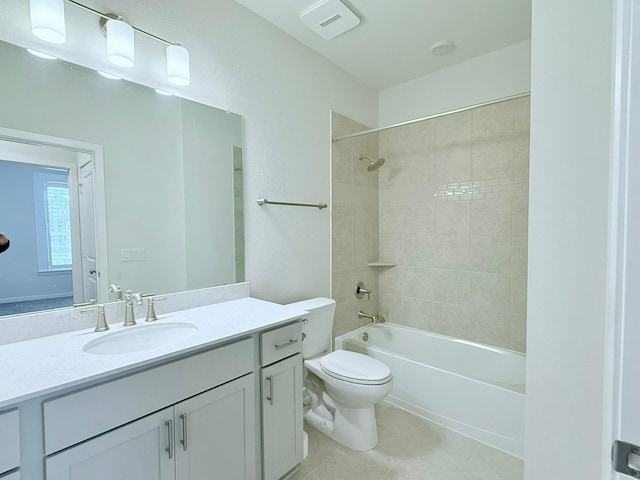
[335,323,526,458]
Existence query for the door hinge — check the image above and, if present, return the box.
[613,440,640,477]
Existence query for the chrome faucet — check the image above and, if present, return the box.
[123,291,142,326]
[357,310,385,324]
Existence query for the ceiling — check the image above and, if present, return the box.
[233,0,532,90]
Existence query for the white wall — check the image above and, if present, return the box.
[378,40,531,126]
[525,1,615,478]
[0,0,378,305]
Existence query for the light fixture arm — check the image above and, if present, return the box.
[65,0,180,46]
[30,0,191,86]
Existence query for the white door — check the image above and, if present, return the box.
[612,0,640,477]
[78,156,97,303]
[174,374,256,480]
[45,408,175,480]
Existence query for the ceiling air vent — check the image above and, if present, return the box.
[300,0,360,39]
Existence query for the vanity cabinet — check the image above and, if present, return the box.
[43,338,256,480]
[0,409,20,477]
[46,374,255,480]
[260,323,304,480]
[0,295,308,480]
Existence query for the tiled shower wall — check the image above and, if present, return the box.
[331,113,379,338]
[377,97,529,352]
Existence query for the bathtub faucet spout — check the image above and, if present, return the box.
[357,310,385,323]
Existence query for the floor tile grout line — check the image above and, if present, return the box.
[461,443,482,475]
[301,447,342,479]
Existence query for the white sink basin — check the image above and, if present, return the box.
[83,322,199,355]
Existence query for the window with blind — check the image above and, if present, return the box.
[34,169,72,272]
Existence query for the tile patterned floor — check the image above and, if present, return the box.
[292,404,524,480]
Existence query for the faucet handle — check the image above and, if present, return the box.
[355,281,372,300]
[81,305,109,332]
[145,295,167,322]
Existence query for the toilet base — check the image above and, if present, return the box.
[304,403,379,451]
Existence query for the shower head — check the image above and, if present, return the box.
[359,155,385,172]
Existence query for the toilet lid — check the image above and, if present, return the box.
[320,350,392,385]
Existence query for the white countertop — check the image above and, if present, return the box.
[0,297,306,409]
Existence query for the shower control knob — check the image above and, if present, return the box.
[355,281,371,300]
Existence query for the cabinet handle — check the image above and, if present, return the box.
[180,413,188,451]
[266,375,274,405]
[165,420,174,459]
[275,338,299,350]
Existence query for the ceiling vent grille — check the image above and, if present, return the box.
[300,0,360,39]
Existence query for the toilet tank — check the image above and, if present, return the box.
[286,297,336,358]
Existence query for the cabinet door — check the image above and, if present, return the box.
[46,408,175,480]
[0,410,20,475]
[175,374,256,480]
[262,354,303,480]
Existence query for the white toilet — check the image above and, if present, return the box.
[288,297,393,451]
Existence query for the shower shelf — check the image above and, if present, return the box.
[367,262,397,267]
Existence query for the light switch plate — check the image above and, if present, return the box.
[121,248,146,262]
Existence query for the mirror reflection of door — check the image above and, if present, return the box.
[78,156,97,303]
[0,140,98,315]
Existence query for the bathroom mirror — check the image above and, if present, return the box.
[0,39,244,316]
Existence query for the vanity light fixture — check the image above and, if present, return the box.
[166,44,190,86]
[30,0,66,44]
[29,0,190,85]
[26,48,57,60]
[105,17,134,67]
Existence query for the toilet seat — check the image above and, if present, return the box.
[320,350,392,385]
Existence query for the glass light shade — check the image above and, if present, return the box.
[30,0,66,44]
[106,19,134,68]
[167,45,190,86]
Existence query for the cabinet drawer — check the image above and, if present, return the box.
[260,322,302,366]
[0,410,20,474]
[44,338,253,455]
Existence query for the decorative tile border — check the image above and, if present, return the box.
[434,176,529,201]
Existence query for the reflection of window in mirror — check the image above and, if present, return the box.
[33,169,72,273]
